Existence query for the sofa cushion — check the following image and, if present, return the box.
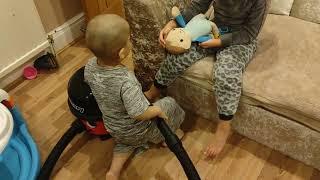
[269,0,294,16]
[181,14,320,132]
[290,0,320,24]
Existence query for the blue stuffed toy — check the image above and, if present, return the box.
[165,6,220,54]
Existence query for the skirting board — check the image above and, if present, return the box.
[48,12,86,53]
[0,52,46,90]
[0,12,86,89]
[0,41,49,80]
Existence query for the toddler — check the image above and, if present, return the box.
[84,14,185,180]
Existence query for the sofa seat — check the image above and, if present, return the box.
[180,14,320,132]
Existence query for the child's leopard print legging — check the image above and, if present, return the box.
[155,41,257,120]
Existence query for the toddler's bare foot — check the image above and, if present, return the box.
[106,172,118,180]
[161,128,185,147]
[204,121,231,158]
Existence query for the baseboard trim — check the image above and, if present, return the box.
[0,52,46,89]
[48,12,86,52]
[0,12,86,90]
[0,41,49,80]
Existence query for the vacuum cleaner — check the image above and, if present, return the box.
[37,67,200,180]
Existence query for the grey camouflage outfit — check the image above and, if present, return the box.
[155,0,268,120]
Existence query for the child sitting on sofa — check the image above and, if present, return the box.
[84,14,185,180]
[145,0,269,158]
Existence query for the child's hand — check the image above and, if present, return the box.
[159,20,178,48]
[134,105,169,123]
[199,38,222,48]
[158,110,169,124]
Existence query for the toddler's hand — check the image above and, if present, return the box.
[158,110,170,124]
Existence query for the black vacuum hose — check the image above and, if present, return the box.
[37,118,200,180]
[37,120,85,180]
[156,118,201,180]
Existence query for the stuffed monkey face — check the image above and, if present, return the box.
[165,28,191,54]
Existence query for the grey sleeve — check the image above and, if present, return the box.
[220,0,268,46]
[121,81,150,118]
[181,0,212,22]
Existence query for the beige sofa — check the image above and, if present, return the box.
[123,0,320,170]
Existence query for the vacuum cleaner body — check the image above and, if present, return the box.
[67,67,110,138]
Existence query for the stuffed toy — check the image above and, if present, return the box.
[165,6,220,54]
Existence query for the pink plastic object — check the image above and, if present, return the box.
[23,66,38,80]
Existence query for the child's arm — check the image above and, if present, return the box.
[121,79,168,122]
[201,0,268,48]
[159,20,178,47]
[220,0,268,47]
[134,105,168,121]
[181,0,213,23]
[199,38,222,48]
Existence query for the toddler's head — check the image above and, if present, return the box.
[86,14,130,63]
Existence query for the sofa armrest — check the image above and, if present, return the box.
[123,0,189,89]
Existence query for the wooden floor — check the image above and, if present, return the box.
[7,39,320,180]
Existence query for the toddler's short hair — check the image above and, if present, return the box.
[86,14,129,59]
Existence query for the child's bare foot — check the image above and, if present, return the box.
[161,128,185,147]
[106,152,131,180]
[106,172,118,180]
[204,120,231,158]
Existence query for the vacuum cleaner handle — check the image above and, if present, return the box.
[37,120,85,180]
[156,118,201,180]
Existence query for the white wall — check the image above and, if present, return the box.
[0,0,48,79]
